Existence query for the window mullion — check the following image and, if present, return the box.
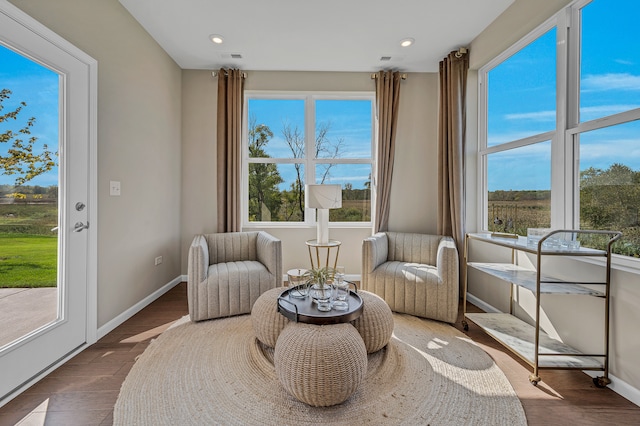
[551,8,570,229]
[565,3,583,229]
[305,95,315,225]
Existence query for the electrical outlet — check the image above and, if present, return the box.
[154,256,163,266]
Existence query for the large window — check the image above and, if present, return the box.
[244,93,374,226]
[480,0,640,260]
[482,25,556,235]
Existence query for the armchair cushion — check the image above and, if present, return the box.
[362,232,459,323]
[188,231,282,322]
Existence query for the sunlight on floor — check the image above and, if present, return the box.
[119,321,177,344]
[15,398,49,426]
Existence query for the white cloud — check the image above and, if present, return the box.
[581,73,640,92]
[504,110,555,121]
[580,137,640,164]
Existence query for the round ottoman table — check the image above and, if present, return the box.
[274,322,367,407]
[251,287,289,348]
[351,290,394,353]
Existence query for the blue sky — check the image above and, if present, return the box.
[487,0,640,191]
[2,0,637,192]
[0,44,59,187]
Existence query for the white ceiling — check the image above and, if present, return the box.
[119,0,514,73]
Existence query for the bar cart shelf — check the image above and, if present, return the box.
[463,229,622,387]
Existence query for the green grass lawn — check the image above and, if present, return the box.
[0,234,58,288]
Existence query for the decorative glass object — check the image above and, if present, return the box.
[332,266,349,311]
[287,268,309,299]
[527,228,550,247]
[304,266,335,312]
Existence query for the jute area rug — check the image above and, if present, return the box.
[114,313,527,426]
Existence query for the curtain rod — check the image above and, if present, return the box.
[211,71,247,78]
[370,73,408,80]
[455,47,468,58]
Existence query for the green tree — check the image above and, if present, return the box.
[248,118,283,221]
[0,89,56,186]
[580,163,640,229]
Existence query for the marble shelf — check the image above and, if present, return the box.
[465,313,604,369]
[467,262,606,297]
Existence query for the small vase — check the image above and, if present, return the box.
[309,283,332,312]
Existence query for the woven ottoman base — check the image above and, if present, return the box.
[274,322,367,407]
[351,290,394,353]
[251,287,289,348]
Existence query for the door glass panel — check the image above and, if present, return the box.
[0,44,59,349]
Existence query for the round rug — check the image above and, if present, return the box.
[114,313,526,425]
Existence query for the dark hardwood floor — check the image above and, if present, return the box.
[0,282,638,425]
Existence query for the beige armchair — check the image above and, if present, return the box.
[362,232,459,323]
[188,231,282,322]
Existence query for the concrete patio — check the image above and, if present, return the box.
[0,287,57,348]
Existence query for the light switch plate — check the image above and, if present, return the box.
[110,180,121,196]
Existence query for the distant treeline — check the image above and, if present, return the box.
[0,184,58,199]
[488,190,550,202]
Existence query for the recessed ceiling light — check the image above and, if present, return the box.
[210,34,224,44]
[400,38,414,47]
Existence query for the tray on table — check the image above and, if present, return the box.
[277,285,363,325]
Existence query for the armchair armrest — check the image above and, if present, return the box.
[436,236,459,286]
[362,232,389,274]
[256,231,282,280]
[188,234,209,285]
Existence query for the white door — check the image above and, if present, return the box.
[0,2,96,403]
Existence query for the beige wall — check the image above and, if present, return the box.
[180,71,439,276]
[467,0,640,396]
[10,0,183,328]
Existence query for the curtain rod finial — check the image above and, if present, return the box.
[455,47,468,58]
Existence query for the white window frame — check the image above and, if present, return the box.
[242,91,376,229]
[477,0,640,272]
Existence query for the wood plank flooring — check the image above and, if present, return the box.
[0,282,638,425]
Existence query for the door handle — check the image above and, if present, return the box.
[73,222,89,232]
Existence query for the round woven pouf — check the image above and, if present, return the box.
[351,290,394,353]
[274,322,367,407]
[251,287,289,348]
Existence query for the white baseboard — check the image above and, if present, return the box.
[465,292,501,313]
[583,371,640,407]
[466,292,639,408]
[96,276,183,340]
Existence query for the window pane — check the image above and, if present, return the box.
[579,120,640,257]
[247,99,304,158]
[487,28,556,147]
[487,142,551,235]
[580,0,640,122]
[248,163,305,222]
[315,164,371,222]
[315,100,372,159]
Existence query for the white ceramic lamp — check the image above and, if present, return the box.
[305,184,342,244]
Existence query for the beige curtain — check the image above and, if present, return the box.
[374,71,402,233]
[437,51,469,252]
[216,68,245,232]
